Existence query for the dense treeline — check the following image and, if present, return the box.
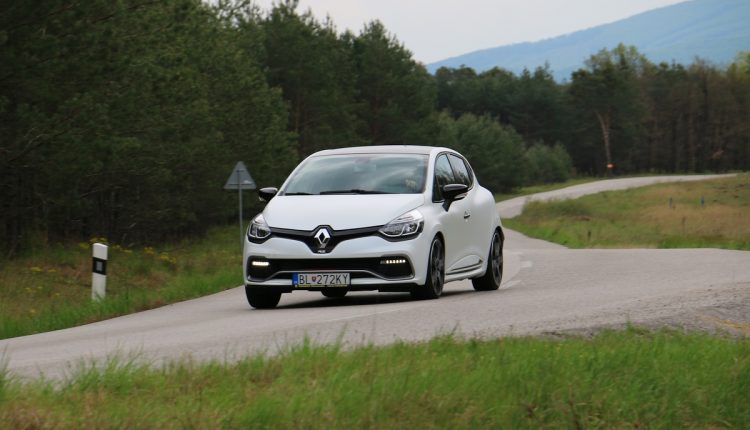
[1,0,748,256]
[436,46,750,176]
[1,0,296,255]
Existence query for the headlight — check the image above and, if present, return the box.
[379,209,424,238]
[248,214,271,240]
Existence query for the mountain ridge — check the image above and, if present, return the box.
[426,0,750,80]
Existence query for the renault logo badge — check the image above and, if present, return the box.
[314,227,331,248]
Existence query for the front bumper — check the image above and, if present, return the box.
[243,233,431,290]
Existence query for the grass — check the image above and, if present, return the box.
[0,226,242,340]
[495,177,600,202]
[0,329,748,428]
[506,174,750,250]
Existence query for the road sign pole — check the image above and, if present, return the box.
[238,167,243,252]
[224,161,256,253]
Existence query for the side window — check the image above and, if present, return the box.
[448,154,473,187]
[432,154,455,201]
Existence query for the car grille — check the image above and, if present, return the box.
[247,257,414,281]
[270,225,382,254]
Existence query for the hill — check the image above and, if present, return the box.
[426,0,750,80]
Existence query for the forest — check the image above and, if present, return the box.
[1,0,748,256]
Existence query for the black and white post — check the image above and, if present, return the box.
[92,243,108,301]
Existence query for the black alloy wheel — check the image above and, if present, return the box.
[472,230,503,291]
[412,237,445,300]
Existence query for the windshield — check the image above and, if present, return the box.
[282,154,428,195]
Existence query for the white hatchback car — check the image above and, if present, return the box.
[243,146,504,308]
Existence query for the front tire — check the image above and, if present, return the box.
[472,230,503,291]
[245,287,282,309]
[412,237,445,300]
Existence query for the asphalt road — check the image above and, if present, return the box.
[2,174,748,379]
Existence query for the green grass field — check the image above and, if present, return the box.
[0,226,242,340]
[1,329,748,429]
[505,174,750,250]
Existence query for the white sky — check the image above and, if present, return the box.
[251,0,687,64]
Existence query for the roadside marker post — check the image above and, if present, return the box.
[92,243,108,301]
[224,161,257,251]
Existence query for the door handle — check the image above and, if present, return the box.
[463,211,471,219]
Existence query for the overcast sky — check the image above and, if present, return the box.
[251,0,687,64]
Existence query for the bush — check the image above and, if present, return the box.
[524,143,573,184]
[436,112,527,193]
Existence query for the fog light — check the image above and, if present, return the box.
[252,260,270,267]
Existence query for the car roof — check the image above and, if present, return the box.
[310,145,452,157]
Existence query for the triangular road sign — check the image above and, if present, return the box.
[224,161,256,190]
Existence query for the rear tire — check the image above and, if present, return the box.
[245,287,282,309]
[411,237,444,300]
[472,230,503,291]
[321,289,348,298]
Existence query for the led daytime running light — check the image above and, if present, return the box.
[381,258,407,265]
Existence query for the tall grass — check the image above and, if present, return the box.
[0,226,242,339]
[0,329,748,428]
[506,174,750,249]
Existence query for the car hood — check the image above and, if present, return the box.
[263,194,425,231]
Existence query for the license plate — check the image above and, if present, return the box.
[293,272,350,288]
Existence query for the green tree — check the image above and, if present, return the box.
[0,0,293,254]
[475,68,517,124]
[732,51,750,75]
[510,66,572,147]
[726,53,750,171]
[569,44,648,175]
[435,66,481,115]
[259,0,360,158]
[524,143,573,184]
[435,112,526,192]
[351,21,437,145]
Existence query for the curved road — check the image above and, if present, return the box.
[2,175,749,379]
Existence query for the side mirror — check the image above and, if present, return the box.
[258,187,278,202]
[442,183,468,211]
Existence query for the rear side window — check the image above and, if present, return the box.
[448,154,473,187]
[432,154,455,201]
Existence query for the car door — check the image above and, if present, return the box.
[448,154,489,266]
[433,153,473,274]
[445,154,484,272]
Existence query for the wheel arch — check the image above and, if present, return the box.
[433,231,445,246]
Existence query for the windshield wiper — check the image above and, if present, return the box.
[283,192,313,196]
[318,189,391,195]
